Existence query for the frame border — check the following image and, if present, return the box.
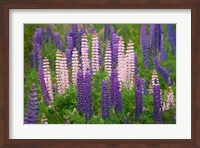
[0,0,199,147]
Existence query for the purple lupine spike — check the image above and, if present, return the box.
[65,35,73,64]
[71,24,79,48]
[52,32,60,46]
[140,24,150,68]
[24,83,38,124]
[34,28,43,46]
[155,24,162,51]
[34,43,42,67]
[113,76,122,114]
[77,70,84,113]
[65,48,72,64]
[38,62,52,105]
[135,77,143,121]
[141,78,148,95]
[134,52,139,75]
[111,33,119,69]
[153,84,162,123]
[44,25,52,43]
[58,39,64,51]
[84,70,93,123]
[160,35,167,61]
[30,50,36,68]
[150,24,156,56]
[104,24,110,41]
[110,70,118,106]
[88,27,96,34]
[167,24,176,55]
[153,57,172,85]
[101,80,110,119]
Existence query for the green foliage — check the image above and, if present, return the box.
[24,24,176,124]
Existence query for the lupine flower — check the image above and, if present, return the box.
[160,34,167,61]
[104,24,110,41]
[55,50,63,94]
[140,24,150,68]
[117,36,126,85]
[71,24,79,48]
[58,39,64,51]
[77,70,84,112]
[81,33,90,75]
[38,62,52,105]
[153,82,162,123]
[110,70,118,106]
[72,47,79,85]
[43,57,54,102]
[114,77,122,113]
[101,80,110,119]
[52,32,60,46]
[41,113,48,124]
[110,29,119,69]
[60,53,69,90]
[153,57,172,85]
[141,78,148,95]
[155,24,162,51]
[105,41,112,76]
[148,69,159,94]
[167,24,176,55]
[44,25,52,42]
[34,28,43,46]
[84,70,93,123]
[134,52,139,75]
[162,86,175,111]
[30,50,36,68]
[78,27,86,53]
[98,40,102,66]
[91,32,100,74]
[65,35,73,64]
[125,40,135,88]
[89,27,96,34]
[135,77,143,121]
[24,83,38,124]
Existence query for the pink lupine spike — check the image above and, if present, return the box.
[105,41,112,76]
[91,32,100,75]
[61,53,69,90]
[55,49,63,95]
[162,87,175,111]
[43,57,54,101]
[72,47,79,85]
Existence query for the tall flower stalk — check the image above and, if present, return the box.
[60,53,69,90]
[77,70,84,112]
[24,83,38,124]
[135,77,143,121]
[91,32,100,74]
[162,86,175,111]
[72,47,79,85]
[105,41,112,76]
[55,50,63,94]
[101,80,110,119]
[167,24,176,55]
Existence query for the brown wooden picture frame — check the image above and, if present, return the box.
[0,0,200,147]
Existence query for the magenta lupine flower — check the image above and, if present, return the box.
[77,70,84,112]
[24,83,38,124]
[81,34,90,75]
[135,77,143,121]
[104,24,110,41]
[140,24,150,68]
[167,24,176,55]
[72,47,79,85]
[101,80,110,119]
[38,62,52,105]
[43,57,54,102]
[105,41,112,76]
[153,81,162,123]
[84,70,93,123]
[91,32,100,74]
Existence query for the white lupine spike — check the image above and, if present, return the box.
[81,34,90,75]
[105,41,112,76]
[41,113,48,124]
[43,57,54,101]
[91,32,100,75]
[55,50,63,95]
[72,47,79,85]
[117,36,126,86]
[61,53,69,90]
[125,40,135,89]
[162,87,175,111]
[149,69,159,94]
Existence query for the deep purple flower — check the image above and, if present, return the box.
[135,77,143,121]
[33,28,43,46]
[38,62,52,105]
[84,70,93,123]
[77,70,84,113]
[44,25,52,42]
[101,80,110,119]
[160,35,167,61]
[167,24,176,55]
[24,83,38,124]
[141,78,148,95]
[140,24,150,68]
[71,24,79,48]
[104,24,110,40]
[89,27,96,34]
[153,84,162,123]
[110,70,118,106]
[52,32,60,46]
[111,32,119,69]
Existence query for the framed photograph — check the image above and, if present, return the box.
[0,0,199,147]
